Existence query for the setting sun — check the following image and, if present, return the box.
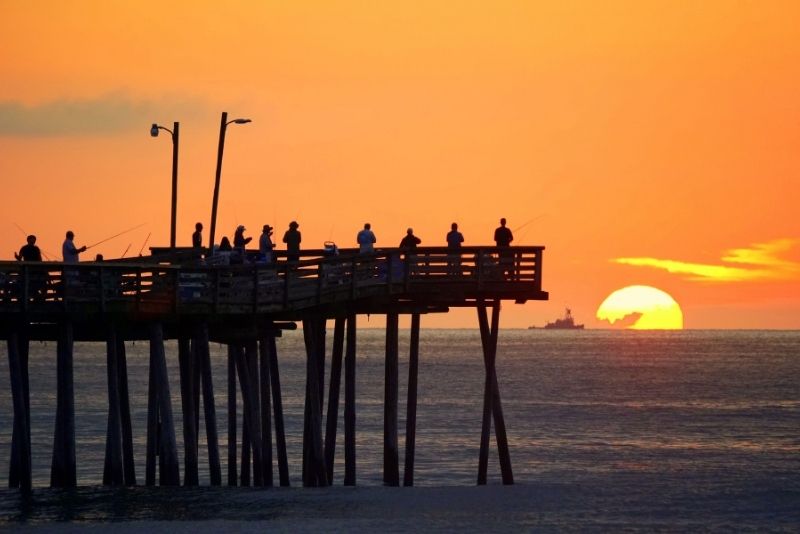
[596,285,684,330]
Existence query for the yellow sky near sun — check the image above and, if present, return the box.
[1,1,799,328]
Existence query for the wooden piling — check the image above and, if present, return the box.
[116,337,136,486]
[266,332,290,486]
[227,344,238,486]
[236,342,263,487]
[258,335,273,486]
[102,325,124,486]
[145,333,159,486]
[383,312,400,487]
[324,316,345,483]
[178,336,199,486]
[403,313,421,487]
[302,317,328,486]
[51,321,76,488]
[246,341,263,486]
[151,323,180,486]
[195,324,221,485]
[7,331,31,491]
[344,312,357,486]
[476,302,514,485]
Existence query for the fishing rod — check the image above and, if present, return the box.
[512,214,546,233]
[138,232,152,256]
[85,223,147,250]
[121,243,132,258]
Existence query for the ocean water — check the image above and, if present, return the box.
[1,329,799,530]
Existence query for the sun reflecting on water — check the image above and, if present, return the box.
[596,285,684,329]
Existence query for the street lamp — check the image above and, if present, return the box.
[150,122,180,249]
[208,112,251,251]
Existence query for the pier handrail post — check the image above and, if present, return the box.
[22,264,29,312]
[534,248,543,293]
[350,256,357,299]
[476,250,484,289]
[317,261,324,304]
[252,264,259,313]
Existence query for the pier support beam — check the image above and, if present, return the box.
[103,325,124,486]
[7,328,31,491]
[146,323,180,486]
[383,312,400,486]
[195,324,221,485]
[324,316,345,483]
[227,345,238,486]
[178,336,199,486]
[265,331,290,486]
[116,337,136,486]
[51,321,76,488]
[477,301,514,485]
[237,342,263,486]
[403,313,421,486]
[344,312,357,486]
[258,334,273,487]
[302,316,328,487]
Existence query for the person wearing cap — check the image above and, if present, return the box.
[259,224,275,263]
[357,223,376,253]
[233,225,252,263]
[283,221,301,262]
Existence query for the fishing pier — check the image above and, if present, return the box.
[1,246,547,490]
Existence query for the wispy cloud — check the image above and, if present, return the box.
[614,239,800,282]
[0,94,204,136]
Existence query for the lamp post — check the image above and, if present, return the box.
[208,112,251,251]
[150,122,180,249]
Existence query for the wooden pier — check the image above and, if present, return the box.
[1,246,547,490]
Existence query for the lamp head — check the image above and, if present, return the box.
[232,118,251,124]
[150,124,159,137]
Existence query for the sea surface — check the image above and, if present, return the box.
[0,329,799,531]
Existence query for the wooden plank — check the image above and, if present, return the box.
[403,313,420,487]
[344,312,357,486]
[324,316,345,483]
[383,312,399,486]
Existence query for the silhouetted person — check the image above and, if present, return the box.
[219,237,232,251]
[15,235,42,262]
[233,225,252,263]
[192,222,203,249]
[259,224,274,263]
[214,236,233,265]
[399,228,421,249]
[62,231,86,263]
[283,221,301,262]
[357,223,376,253]
[446,223,464,275]
[94,254,104,262]
[494,218,514,279]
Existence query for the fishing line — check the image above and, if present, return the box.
[12,222,54,260]
[85,223,147,249]
[121,243,132,258]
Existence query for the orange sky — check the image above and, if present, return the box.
[1,1,798,328]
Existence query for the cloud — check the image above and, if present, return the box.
[613,239,800,282]
[0,94,205,136]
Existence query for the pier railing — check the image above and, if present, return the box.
[0,246,546,316]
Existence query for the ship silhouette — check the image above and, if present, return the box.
[530,308,584,329]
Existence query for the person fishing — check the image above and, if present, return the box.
[283,221,301,262]
[233,225,252,263]
[15,235,42,262]
[494,218,514,279]
[62,231,87,263]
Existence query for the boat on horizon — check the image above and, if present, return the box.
[529,308,585,330]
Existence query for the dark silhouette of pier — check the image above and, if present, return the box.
[1,245,547,490]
